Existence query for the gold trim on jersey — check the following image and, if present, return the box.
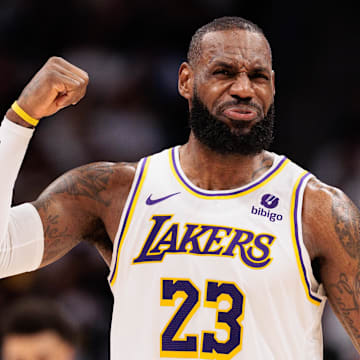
[110,157,150,286]
[169,148,290,199]
[290,171,322,306]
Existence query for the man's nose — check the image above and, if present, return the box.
[229,73,254,99]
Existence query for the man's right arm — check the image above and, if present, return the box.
[31,160,133,267]
[0,56,92,277]
[1,56,138,277]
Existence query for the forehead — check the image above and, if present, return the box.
[199,29,272,69]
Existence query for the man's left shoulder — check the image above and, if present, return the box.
[302,177,360,261]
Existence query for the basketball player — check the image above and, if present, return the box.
[0,16,359,359]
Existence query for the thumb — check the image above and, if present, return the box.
[55,92,73,108]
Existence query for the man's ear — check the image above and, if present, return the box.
[178,62,194,101]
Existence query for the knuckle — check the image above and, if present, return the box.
[47,56,63,65]
[82,77,89,86]
[76,78,86,89]
[81,72,89,84]
[46,69,58,80]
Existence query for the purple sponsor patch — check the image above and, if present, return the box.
[261,194,279,209]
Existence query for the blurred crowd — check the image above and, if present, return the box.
[1,1,360,359]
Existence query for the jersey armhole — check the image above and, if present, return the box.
[291,172,326,306]
[108,157,150,286]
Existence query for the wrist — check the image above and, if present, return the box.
[7,100,41,129]
[6,108,35,129]
[17,98,42,121]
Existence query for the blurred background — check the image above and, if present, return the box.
[0,1,359,359]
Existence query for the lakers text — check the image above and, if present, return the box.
[133,215,276,268]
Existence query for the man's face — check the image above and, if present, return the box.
[2,331,75,360]
[180,29,275,154]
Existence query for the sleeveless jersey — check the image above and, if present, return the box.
[108,146,327,360]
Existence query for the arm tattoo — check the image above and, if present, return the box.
[329,271,360,340]
[35,195,56,213]
[331,190,360,261]
[34,163,117,265]
[42,213,77,264]
[55,163,114,207]
[326,189,360,346]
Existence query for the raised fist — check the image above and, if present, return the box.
[16,57,89,120]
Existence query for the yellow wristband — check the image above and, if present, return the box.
[11,101,39,127]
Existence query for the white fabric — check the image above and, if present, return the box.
[1,203,44,277]
[0,117,44,277]
[108,147,327,360]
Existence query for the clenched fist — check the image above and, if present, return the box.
[15,57,89,121]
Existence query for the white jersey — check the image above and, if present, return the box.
[108,146,326,360]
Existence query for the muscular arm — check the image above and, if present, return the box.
[32,161,136,268]
[303,179,360,352]
[0,57,136,274]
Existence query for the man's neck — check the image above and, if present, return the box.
[179,134,274,191]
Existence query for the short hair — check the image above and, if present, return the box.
[0,298,77,346]
[187,16,270,66]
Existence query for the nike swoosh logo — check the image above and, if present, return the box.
[146,192,180,205]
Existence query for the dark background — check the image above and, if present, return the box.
[0,1,359,359]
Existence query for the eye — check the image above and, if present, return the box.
[213,69,232,76]
[250,73,269,81]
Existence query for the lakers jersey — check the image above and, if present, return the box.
[108,146,326,359]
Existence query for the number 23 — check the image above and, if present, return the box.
[160,279,245,359]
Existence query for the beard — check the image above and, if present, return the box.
[189,93,275,155]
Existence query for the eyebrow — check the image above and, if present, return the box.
[251,67,271,75]
[209,59,235,67]
[209,61,271,75]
